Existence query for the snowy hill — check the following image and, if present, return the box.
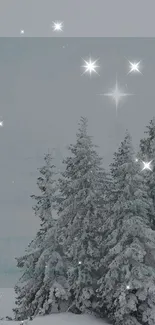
[0,288,112,325]
[1,313,111,325]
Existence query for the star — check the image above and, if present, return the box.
[126,285,130,290]
[99,77,133,115]
[52,21,63,32]
[81,57,100,76]
[127,60,142,75]
[78,261,82,265]
[20,30,24,35]
[142,160,152,171]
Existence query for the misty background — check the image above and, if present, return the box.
[0,37,154,287]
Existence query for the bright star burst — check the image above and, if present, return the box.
[99,77,133,115]
[81,57,100,76]
[52,21,63,32]
[128,60,142,75]
[142,160,153,171]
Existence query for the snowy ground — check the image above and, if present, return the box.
[0,288,112,325]
[1,314,112,325]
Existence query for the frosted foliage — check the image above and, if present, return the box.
[139,117,155,235]
[38,282,69,315]
[96,132,155,325]
[125,241,146,262]
[50,282,68,299]
[57,117,111,313]
[35,252,47,274]
[75,287,95,312]
[26,249,69,317]
[44,252,65,284]
[14,153,69,321]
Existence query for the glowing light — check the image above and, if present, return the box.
[52,21,63,32]
[126,285,130,290]
[128,60,142,75]
[20,30,24,35]
[142,160,152,171]
[99,77,133,115]
[81,57,100,76]
[78,261,82,265]
[0,120,3,127]
[135,158,138,162]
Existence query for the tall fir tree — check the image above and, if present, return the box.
[139,117,155,228]
[96,131,155,325]
[13,152,69,321]
[139,117,155,161]
[56,116,111,314]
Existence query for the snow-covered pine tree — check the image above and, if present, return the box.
[56,116,111,314]
[96,131,155,325]
[13,152,69,321]
[139,117,155,228]
[139,117,155,161]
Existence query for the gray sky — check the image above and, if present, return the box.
[0,37,155,241]
[0,0,155,37]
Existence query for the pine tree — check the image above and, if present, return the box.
[57,116,111,314]
[139,117,155,228]
[139,117,155,161]
[96,131,155,325]
[13,152,68,321]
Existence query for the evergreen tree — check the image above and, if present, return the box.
[57,116,111,314]
[139,117,155,228]
[96,131,155,325]
[139,117,155,161]
[13,152,68,321]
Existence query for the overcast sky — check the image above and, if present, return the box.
[0,37,154,242]
[0,0,154,37]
